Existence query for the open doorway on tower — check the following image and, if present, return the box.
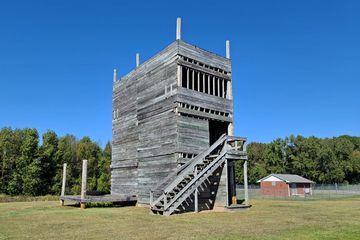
[208,120,229,145]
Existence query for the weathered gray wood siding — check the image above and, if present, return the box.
[112,39,234,208]
[175,40,233,208]
[176,115,209,156]
[111,71,139,195]
[214,163,228,206]
[136,58,179,204]
[112,41,179,201]
[178,41,231,73]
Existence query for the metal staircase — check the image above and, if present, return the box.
[150,134,247,216]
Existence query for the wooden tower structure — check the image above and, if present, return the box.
[111,18,248,215]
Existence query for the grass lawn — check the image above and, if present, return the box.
[1,197,360,240]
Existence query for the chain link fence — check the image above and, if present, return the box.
[236,183,360,201]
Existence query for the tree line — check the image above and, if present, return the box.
[1,127,359,196]
[236,135,360,184]
[0,127,111,196]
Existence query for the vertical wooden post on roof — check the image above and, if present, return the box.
[113,69,117,82]
[60,163,67,206]
[226,40,234,135]
[80,160,87,209]
[176,17,181,40]
[136,53,140,68]
[226,40,231,59]
[243,160,249,206]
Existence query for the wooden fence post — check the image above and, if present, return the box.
[243,160,249,206]
[80,160,87,209]
[60,163,67,206]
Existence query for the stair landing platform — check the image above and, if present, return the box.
[60,194,137,204]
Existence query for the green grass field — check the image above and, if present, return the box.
[1,197,359,240]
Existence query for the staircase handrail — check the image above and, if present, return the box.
[163,149,227,211]
[162,134,227,194]
[150,133,227,193]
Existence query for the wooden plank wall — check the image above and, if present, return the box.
[111,71,138,195]
[111,41,179,202]
[137,59,179,204]
[177,115,209,155]
[112,39,234,207]
[178,41,231,73]
[176,41,233,208]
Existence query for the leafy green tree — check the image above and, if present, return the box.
[38,130,58,194]
[0,127,15,193]
[21,128,40,195]
[76,137,102,192]
[7,128,40,195]
[286,136,321,181]
[97,142,111,193]
[265,138,287,174]
[236,142,268,184]
[23,158,43,195]
[5,129,26,195]
[348,150,360,183]
[52,134,78,195]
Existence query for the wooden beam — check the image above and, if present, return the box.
[176,17,181,40]
[197,71,200,92]
[202,72,205,93]
[80,160,87,209]
[243,160,249,206]
[178,60,230,80]
[226,40,230,59]
[212,76,215,96]
[222,79,225,98]
[194,166,198,213]
[113,69,117,83]
[177,107,232,122]
[227,79,232,100]
[136,53,140,68]
[177,65,182,87]
[60,163,67,206]
[191,69,194,90]
[186,67,189,88]
[207,74,210,94]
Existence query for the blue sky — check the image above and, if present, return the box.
[0,0,359,146]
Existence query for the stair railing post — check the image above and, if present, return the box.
[80,159,87,209]
[60,163,67,206]
[164,194,168,210]
[194,166,198,213]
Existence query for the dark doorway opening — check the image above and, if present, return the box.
[208,120,229,145]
